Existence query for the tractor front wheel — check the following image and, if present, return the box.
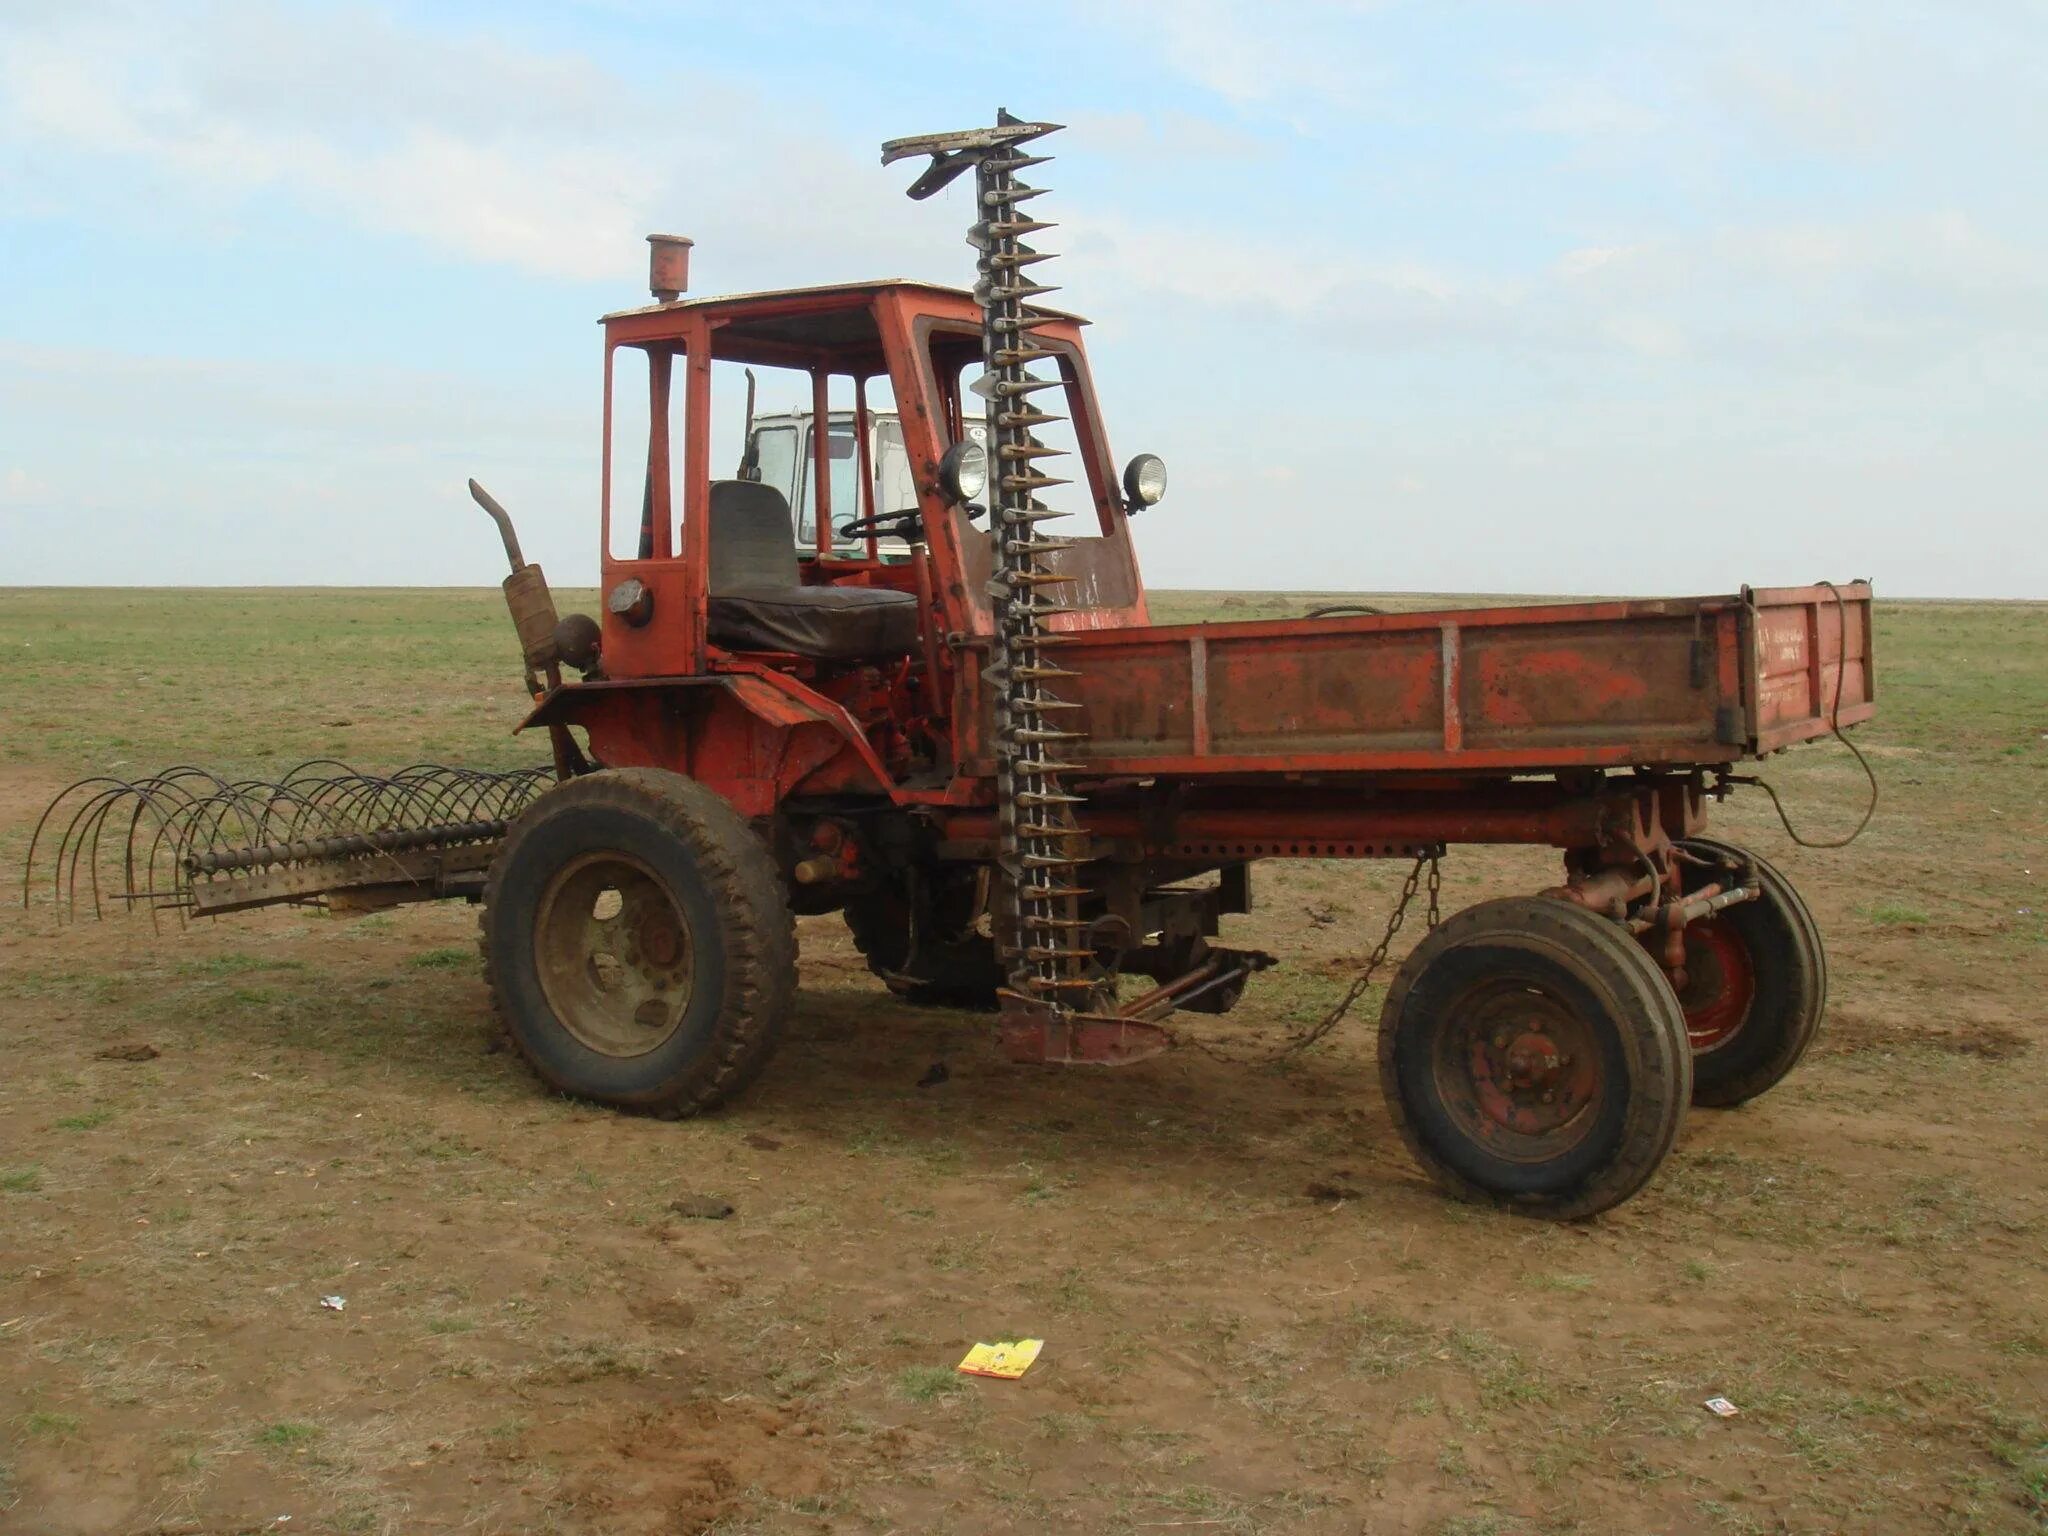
[1662,837,1825,1108]
[480,769,796,1116]
[1377,897,1691,1220]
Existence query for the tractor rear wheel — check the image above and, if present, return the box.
[480,768,796,1116]
[843,878,1003,1010]
[1377,897,1691,1220]
[1663,837,1825,1108]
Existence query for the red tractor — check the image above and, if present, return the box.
[36,114,1874,1219]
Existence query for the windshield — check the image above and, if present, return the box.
[793,419,915,549]
[795,421,859,544]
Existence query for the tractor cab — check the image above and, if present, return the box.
[587,259,1154,696]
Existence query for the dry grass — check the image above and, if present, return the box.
[0,590,2042,1534]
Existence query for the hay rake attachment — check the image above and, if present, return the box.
[23,762,552,922]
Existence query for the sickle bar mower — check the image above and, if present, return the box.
[25,111,1876,1219]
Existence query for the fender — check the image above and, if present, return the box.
[517,669,896,818]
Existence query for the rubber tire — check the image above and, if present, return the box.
[480,768,796,1116]
[1378,897,1692,1220]
[1670,837,1825,1108]
[843,888,1003,1010]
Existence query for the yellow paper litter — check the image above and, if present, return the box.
[957,1339,1044,1380]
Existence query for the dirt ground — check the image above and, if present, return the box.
[0,589,2042,1535]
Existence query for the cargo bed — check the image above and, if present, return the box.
[1049,582,1873,777]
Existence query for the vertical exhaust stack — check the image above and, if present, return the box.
[883,111,1113,1042]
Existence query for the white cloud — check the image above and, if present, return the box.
[0,0,947,287]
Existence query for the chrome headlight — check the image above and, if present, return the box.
[939,439,987,504]
[1122,452,1168,510]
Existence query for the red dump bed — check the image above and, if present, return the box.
[1048,583,1873,777]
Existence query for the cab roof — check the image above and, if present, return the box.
[601,279,1087,372]
[602,278,1085,327]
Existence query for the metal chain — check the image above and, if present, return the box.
[1282,847,1442,1055]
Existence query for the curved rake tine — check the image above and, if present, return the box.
[52,781,148,921]
[25,777,160,916]
[21,777,109,912]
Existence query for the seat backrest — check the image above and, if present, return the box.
[708,480,799,593]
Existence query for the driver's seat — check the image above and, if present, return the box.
[706,480,919,661]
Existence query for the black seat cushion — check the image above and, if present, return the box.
[709,585,919,660]
[704,478,919,660]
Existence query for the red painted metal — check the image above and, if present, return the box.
[1676,918,1757,1053]
[534,275,1873,903]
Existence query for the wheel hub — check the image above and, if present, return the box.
[1438,984,1604,1154]
[532,851,695,1058]
[1677,917,1755,1054]
[1501,1029,1565,1090]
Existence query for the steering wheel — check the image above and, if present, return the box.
[836,507,925,542]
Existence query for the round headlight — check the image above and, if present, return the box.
[939,440,987,505]
[1122,452,1168,509]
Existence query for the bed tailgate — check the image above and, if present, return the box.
[1743,582,1875,753]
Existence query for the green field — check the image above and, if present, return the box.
[0,587,2043,1535]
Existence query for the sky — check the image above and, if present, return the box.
[1,0,2043,597]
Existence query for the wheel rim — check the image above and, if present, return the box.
[1677,917,1755,1054]
[1432,978,1605,1161]
[532,851,694,1058]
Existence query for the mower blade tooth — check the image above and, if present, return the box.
[987,248,1058,271]
[997,442,1065,460]
[1024,975,1106,993]
[985,219,1057,239]
[996,406,1063,429]
[983,185,1052,206]
[993,377,1065,398]
[1017,790,1086,807]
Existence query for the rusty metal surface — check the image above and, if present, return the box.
[1031,584,1873,778]
[1745,582,1877,752]
[997,994,1170,1065]
[189,841,501,917]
